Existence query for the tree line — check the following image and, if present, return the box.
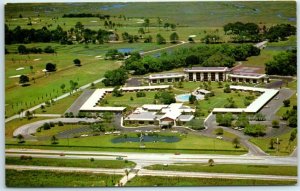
[17,45,55,54]
[224,22,296,43]
[5,23,114,45]
[62,13,111,20]
[265,49,296,76]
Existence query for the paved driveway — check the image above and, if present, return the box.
[13,118,99,139]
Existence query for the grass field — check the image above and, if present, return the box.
[5,2,296,27]
[6,157,135,169]
[6,132,247,155]
[145,163,297,176]
[35,124,88,138]
[249,129,297,156]
[126,176,296,186]
[213,129,237,140]
[6,170,122,187]
[34,91,82,114]
[276,80,297,117]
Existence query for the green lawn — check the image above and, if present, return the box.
[34,91,82,114]
[6,157,135,169]
[35,124,88,138]
[101,91,157,107]
[6,170,122,187]
[145,163,297,176]
[249,129,297,156]
[213,129,237,140]
[6,132,247,155]
[126,176,296,186]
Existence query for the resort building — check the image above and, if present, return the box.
[79,85,170,113]
[183,67,229,82]
[147,66,269,84]
[124,103,195,127]
[212,85,279,114]
[147,73,185,84]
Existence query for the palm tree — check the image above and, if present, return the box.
[208,159,214,166]
[144,18,150,32]
[124,169,129,181]
[232,137,240,148]
[51,135,58,144]
[17,134,24,143]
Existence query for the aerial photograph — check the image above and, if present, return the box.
[4,0,297,187]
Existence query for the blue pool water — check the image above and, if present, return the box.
[176,94,191,102]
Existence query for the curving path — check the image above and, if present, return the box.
[13,118,99,138]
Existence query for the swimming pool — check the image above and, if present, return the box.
[175,94,191,102]
[176,93,205,102]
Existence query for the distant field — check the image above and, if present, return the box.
[6,170,122,187]
[5,2,296,27]
[126,176,296,186]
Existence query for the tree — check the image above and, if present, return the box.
[43,123,51,130]
[232,137,240,148]
[244,124,266,137]
[203,52,235,68]
[51,135,58,144]
[44,46,55,53]
[265,50,296,76]
[103,68,128,86]
[17,134,25,143]
[112,87,123,97]
[73,59,81,66]
[18,45,28,54]
[155,91,176,104]
[45,63,56,72]
[19,75,29,85]
[272,120,280,128]
[170,23,176,31]
[170,32,179,43]
[124,169,130,181]
[25,110,32,120]
[189,94,197,104]
[283,99,290,107]
[156,34,166,44]
[208,159,214,166]
[69,80,78,93]
[164,23,170,30]
[29,65,33,73]
[60,84,65,92]
[138,27,145,34]
[144,18,150,32]
[269,138,275,149]
[185,55,199,67]
[40,105,45,112]
[157,17,162,30]
[215,128,224,135]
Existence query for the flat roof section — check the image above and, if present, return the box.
[184,67,228,72]
[229,73,267,79]
[148,73,185,80]
[213,85,279,113]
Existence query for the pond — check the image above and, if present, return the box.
[118,48,134,54]
[111,135,180,143]
[100,4,127,11]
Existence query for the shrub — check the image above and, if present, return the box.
[244,124,266,137]
[272,120,280,128]
[90,158,95,162]
[43,123,51,130]
[136,91,146,97]
[58,121,64,126]
[215,128,224,135]
[283,99,290,107]
[49,122,55,127]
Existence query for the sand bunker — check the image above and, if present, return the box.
[16,67,24,71]
[9,75,21,78]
